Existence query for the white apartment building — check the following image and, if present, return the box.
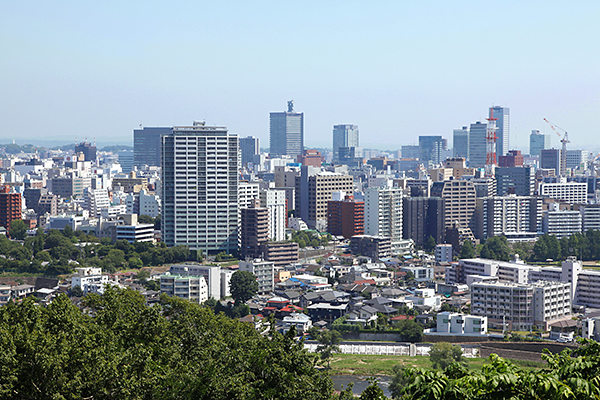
[577,204,600,232]
[435,244,453,264]
[139,189,161,218]
[161,122,239,254]
[448,258,531,285]
[239,259,275,294]
[582,316,600,341]
[542,205,582,239]
[160,273,208,304]
[405,288,442,311]
[82,187,111,218]
[238,181,260,210]
[539,181,587,204]
[471,280,571,331]
[364,186,403,242]
[260,189,286,242]
[436,312,488,335]
[169,263,223,300]
[71,267,118,295]
[475,196,542,240]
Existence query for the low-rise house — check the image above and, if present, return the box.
[436,312,488,335]
[307,303,348,322]
[282,312,312,334]
[345,305,378,326]
[0,284,11,305]
[12,284,35,299]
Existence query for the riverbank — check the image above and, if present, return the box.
[325,354,546,375]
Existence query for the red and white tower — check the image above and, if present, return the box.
[485,108,498,177]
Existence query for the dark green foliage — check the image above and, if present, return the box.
[424,236,436,253]
[428,342,466,370]
[9,219,27,240]
[459,240,476,259]
[230,270,259,304]
[0,228,197,275]
[399,339,600,399]
[395,319,423,342]
[309,327,342,368]
[0,288,333,400]
[479,236,511,262]
[291,230,330,248]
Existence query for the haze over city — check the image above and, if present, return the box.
[2,1,599,151]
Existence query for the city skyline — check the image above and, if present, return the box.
[1,2,598,152]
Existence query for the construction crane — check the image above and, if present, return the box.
[543,118,570,177]
[485,108,498,177]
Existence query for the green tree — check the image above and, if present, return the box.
[389,365,410,399]
[310,328,342,369]
[396,319,423,342]
[9,219,27,240]
[424,235,436,253]
[480,235,511,261]
[428,342,466,370]
[229,270,259,304]
[71,285,84,297]
[459,239,476,259]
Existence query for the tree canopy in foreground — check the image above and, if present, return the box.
[398,340,600,399]
[0,287,332,400]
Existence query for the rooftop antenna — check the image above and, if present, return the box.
[287,100,294,113]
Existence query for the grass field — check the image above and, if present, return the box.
[325,354,546,376]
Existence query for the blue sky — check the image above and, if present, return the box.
[1,1,598,152]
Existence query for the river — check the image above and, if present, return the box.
[331,375,392,397]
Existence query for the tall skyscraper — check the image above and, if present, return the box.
[161,122,239,255]
[332,124,359,163]
[239,136,260,168]
[490,106,509,156]
[134,126,173,167]
[529,130,551,157]
[468,122,487,168]
[453,126,469,159]
[74,141,97,162]
[269,101,304,157]
[419,136,446,165]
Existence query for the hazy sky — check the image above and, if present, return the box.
[2,1,599,152]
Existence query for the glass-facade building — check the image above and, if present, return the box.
[134,126,173,167]
[269,102,304,157]
[332,124,359,163]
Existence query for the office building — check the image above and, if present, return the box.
[239,259,275,294]
[134,126,173,167]
[50,176,92,198]
[365,186,403,242]
[402,196,444,247]
[468,122,487,167]
[338,146,364,167]
[490,106,509,157]
[118,150,134,173]
[566,150,588,171]
[239,136,260,168]
[453,127,469,159]
[498,150,523,167]
[419,136,446,165]
[296,167,354,230]
[74,141,97,162]
[401,145,420,160]
[269,101,304,158]
[495,166,535,196]
[0,186,22,230]
[435,244,453,264]
[161,122,239,254]
[297,149,323,167]
[530,130,551,157]
[240,199,269,260]
[539,181,587,204]
[540,149,561,176]
[332,124,359,163]
[327,193,365,239]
